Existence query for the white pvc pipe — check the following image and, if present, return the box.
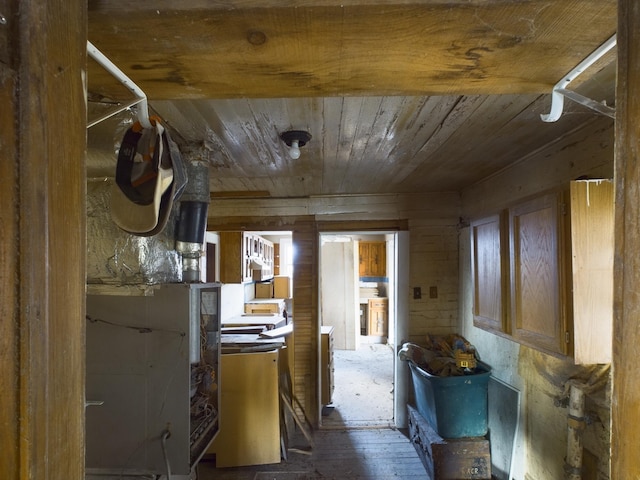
[87,41,152,128]
[566,383,586,480]
[541,34,617,122]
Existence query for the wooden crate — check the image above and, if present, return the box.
[408,405,491,479]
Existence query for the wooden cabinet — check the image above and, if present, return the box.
[470,180,613,363]
[219,232,274,284]
[359,241,386,277]
[368,298,388,337]
[471,213,508,334]
[321,326,334,405]
[208,350,280,467]
[509,191,568,355]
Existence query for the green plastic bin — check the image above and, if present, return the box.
[408,360,491,439]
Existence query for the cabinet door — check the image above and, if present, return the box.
[509,192,569,355]
[368,298,388,336]
[358,242,370,277]
[471,213,508,333]
[359,241,386,277]
[370,242,386,276]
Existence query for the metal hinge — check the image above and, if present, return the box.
[565,331,570,344]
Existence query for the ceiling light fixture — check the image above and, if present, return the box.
[280,130,312,159]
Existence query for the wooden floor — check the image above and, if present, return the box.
[197,427,427,479]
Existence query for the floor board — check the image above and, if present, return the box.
[197,427,427,480]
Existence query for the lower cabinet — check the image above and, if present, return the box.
[321,326,334,405]
[368,298,389,337]
[208,350,280,467]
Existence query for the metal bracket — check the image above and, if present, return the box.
[87,41,152,129]
[541,34,617,122]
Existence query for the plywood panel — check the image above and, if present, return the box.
[570,180,613,364]
[209,351,280,467]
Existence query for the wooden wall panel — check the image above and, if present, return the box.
[612,0,640,476]
[460,118,614,220]
[292,221,320,426]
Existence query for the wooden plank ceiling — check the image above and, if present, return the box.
[87,0,617,198]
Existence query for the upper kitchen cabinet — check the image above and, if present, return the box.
[470,213,509,334]
[219,232,274,284]
[359,241,386,277]
[471,180,613,363]
[509,191,568,356]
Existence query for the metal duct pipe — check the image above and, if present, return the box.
[176,160,209,283]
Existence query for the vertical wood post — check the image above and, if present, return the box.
[1,0,87,478]
[613,0,640,476]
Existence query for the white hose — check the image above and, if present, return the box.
[161,430,172,480]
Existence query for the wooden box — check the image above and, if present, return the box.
[408,405,491,479]
[255,282,274,299]
[244,299,285,316]
[274,275,291,298]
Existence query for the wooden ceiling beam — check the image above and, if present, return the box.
[87,1,616,100]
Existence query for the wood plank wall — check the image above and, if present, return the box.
[1,0,87,477]
[292,221,320,423]
[612,0,640,476]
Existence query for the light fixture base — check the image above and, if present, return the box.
[280,130,312,148]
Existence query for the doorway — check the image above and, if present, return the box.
[318,232,407,428]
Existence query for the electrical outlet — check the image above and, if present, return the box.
[413,287,421,299]
[430,286,438,298]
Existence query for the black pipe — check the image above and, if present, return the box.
[177,201,208,244]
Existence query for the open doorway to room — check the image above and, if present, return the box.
[318,232,400,428]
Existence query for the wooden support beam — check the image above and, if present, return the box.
[1,0,87,478]
[612,0,640,476]
[87,1,616,100]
